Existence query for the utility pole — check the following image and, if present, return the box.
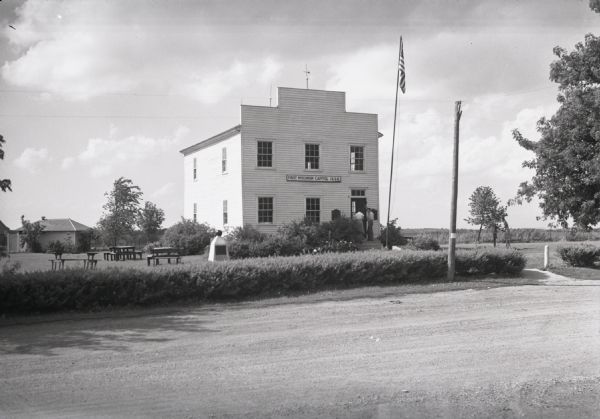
[448,101,462,281]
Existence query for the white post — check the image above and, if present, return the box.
[543,245,549,270]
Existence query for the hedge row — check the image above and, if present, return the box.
[0,249,526,314]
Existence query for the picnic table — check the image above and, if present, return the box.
[104,246,143,261]
[147,247,181,266]
[49,251,98,270]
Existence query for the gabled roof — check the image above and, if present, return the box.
[179,125,241,156]
[15,218,91,232]
[0,220,12,233]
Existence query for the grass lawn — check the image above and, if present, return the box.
[5,241,599,273]
[2,252,210,273]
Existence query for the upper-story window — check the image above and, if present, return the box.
[193,157,197,180]
[257,141,273,167]
[221,147,227,173]
[305,143,319,170]
[193,203,197,223]
[223,200,228,225]
[350,146,364,172]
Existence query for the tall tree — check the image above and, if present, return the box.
[465,186,506,245]
[19,215,45,252]
[138,201,165,243]
[97,177,143,246]
[0,135,12,192]
[513,33,600,229]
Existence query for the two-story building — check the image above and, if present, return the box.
[180,87,382,236]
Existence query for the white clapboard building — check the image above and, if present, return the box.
[180,87,382,235]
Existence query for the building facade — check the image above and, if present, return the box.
[181,87,381,235]
[11,218,91,252]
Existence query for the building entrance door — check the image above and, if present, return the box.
[351,198,367,218]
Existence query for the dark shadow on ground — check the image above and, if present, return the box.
[0,307,221,356]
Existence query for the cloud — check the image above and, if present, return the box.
[2,1,283,102]
[62,125,189,178]
[14,147,50,173]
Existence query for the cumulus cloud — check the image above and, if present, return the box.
[2,1,283,102]
[62,125,189,178]
[14,147,50,173]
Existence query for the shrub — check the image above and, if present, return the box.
[0,249,526,314]
[408,236,441,251]
[47,240,66,254]
[227,225,267,242]
[556,245,599,267]
[76,229,96,252]
[379,218,407,249]
[318,216,365,244]
[229,234,305,259]
[163,218,216,255]
[278,219,322,247]
[0,260,21,275]
[143,241,163,254]
[455,248,526,276]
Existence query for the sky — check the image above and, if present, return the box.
[0,0,599,230]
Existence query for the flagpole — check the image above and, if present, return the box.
[386,36,403,249]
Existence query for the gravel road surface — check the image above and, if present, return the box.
[1,270,599,418]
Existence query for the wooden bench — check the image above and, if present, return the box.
[147,247,181,266]
[49,258,98,270]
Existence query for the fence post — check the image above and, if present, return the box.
[543,245,549,270]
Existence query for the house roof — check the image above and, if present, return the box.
[179,125,242,156]
[0,220,12,233]
[15,218,91,232]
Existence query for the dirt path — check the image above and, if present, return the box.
[1,271,599,418]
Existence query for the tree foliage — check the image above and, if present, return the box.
[465,186,507,246]
[138,201,165,242]
[379,218,406,249]
[590,0,600,13]
[513,33,600,230]
[0,135,12,193]
[97,177,143,246]
[19,215,45,253]
[163,218,216,255]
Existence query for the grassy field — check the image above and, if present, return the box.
[3,241,599,280]
[1,252,210,273]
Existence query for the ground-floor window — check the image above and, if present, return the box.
[306,198,320,223]
[258,197,273,223]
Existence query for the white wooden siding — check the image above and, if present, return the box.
[183,133,243,229]
[241,87,380,234]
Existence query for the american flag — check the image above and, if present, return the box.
[399,36,406,94]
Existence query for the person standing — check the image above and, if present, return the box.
[354,210,365,238]
[366,208,374,241]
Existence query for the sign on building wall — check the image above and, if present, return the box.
[286,175,342,183]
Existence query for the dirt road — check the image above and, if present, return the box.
[1,270,599,418]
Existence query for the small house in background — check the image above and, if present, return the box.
[11,217,92,252]
[0,220,13,256]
